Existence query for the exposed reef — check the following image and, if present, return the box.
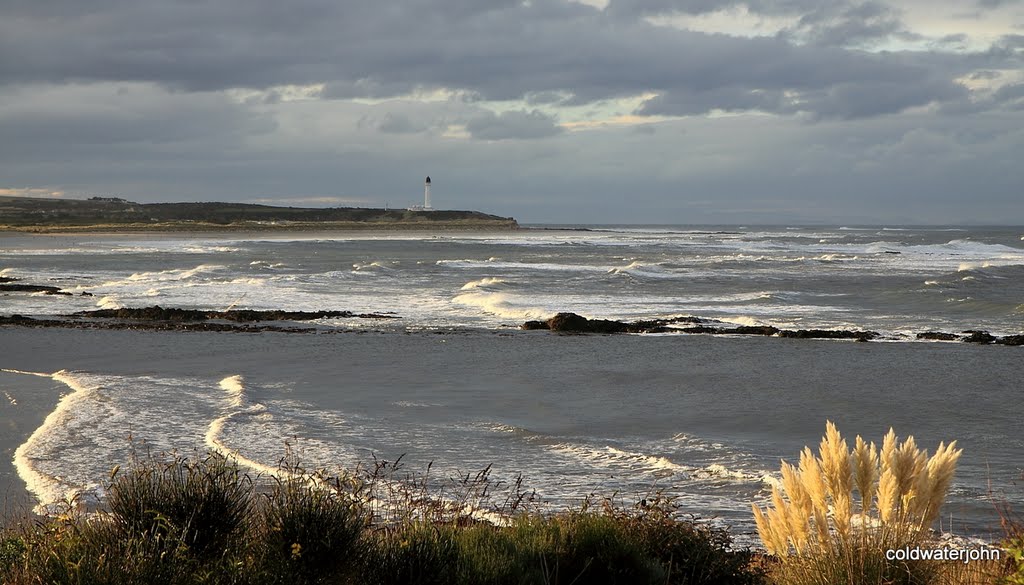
[0,305,398,333]
[520,312,1018,346]
[75,306,397,322]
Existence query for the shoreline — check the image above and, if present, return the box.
[1,305,1021,346]
[0,219,521,235]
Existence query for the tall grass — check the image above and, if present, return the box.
[0,451,765,585]
[752,422,965,585]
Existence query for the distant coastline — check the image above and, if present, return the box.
[0,196,519,233]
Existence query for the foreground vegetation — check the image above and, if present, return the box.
[0,453,762,585]
[2,424,1020,584]
[754,422,1012,585]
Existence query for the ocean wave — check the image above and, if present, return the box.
[15,371,226,515]
[460,277,508,290]
[607,261,679,279]
[350,261,395,274]
[549,443,689,476]
[451,289,553,320]
[204,375,280,477]
[437,259,607,273]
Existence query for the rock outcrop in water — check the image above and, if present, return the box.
[75,306,397,321]
[518,314,1024,346]
[523,313,704,334]
[917,332,960,341]
[0,283,73,295]
[778,329,879,342]
[962,331,998,344]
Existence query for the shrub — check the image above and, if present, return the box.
[361,521,461,585]
[752,422,962,585]
[253,471,366,585]
[107,452,253,559]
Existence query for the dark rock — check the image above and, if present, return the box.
[0,284,64,293]
[680,326,722,334]
[546,312,592,332]
[77,306,211,321]
[521,320,549,330]
[916,331,960,341]
[962,331,996,344]
[779,329,879,341]
[220,309,356,322]
[546,312,630,333]
[0,276,19,283]
[74,306,398,322]
[80,291,94,297]
[996,335,1024,346]
[728,325,780,336]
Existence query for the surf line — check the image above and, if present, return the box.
[11,369,98,515]
[1,368,53,377]
[203,375,298,480]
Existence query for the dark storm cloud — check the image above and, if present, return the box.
[0,0,992,120]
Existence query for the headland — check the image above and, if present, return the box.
[0,196,518,233]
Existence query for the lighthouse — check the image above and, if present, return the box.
[424,176,432,210]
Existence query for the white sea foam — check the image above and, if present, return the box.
[204,375,283,478]
[460,277,507,290]
[96,295,122,309]
[549,443,689,476]
[13,370,99,514]
[14,371,228,515]
[451,289,553,320]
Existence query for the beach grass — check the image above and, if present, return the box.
[753,422,1010,585]
[0,443,1013,584]
[0,452,763,585]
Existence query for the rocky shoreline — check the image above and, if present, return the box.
[522,312,1024,346]
[2,277,1021,344]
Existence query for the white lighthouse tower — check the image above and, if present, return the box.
[424,176,433,210]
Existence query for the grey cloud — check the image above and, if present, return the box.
[0,0,989,121]
[378,113,430,134]
[0,84,275,154]
[465,109,564,140]
[977,0,1023,7]
[784,1,907,47]
[637,87,788,116]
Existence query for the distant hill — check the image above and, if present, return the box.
[0,196,518,232]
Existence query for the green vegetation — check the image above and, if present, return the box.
[2,425,1013,584]
[0,453,762,585]
[0,196,518,231]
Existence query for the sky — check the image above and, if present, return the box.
[1,0,1022,224]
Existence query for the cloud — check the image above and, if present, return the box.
[0,188,65,198]
[465,109,564,140]
[0,0,1022,223]
[0,0,996,121]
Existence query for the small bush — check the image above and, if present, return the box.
[362,521,461,585]
[254,472,366,585]
[107,452,253,559]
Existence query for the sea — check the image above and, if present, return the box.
[1,225,1022,544]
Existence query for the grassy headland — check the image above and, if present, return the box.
[0,196,518,232]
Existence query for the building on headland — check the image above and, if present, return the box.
[407,176,434,211]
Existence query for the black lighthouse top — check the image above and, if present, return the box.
[425,176,431,184]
